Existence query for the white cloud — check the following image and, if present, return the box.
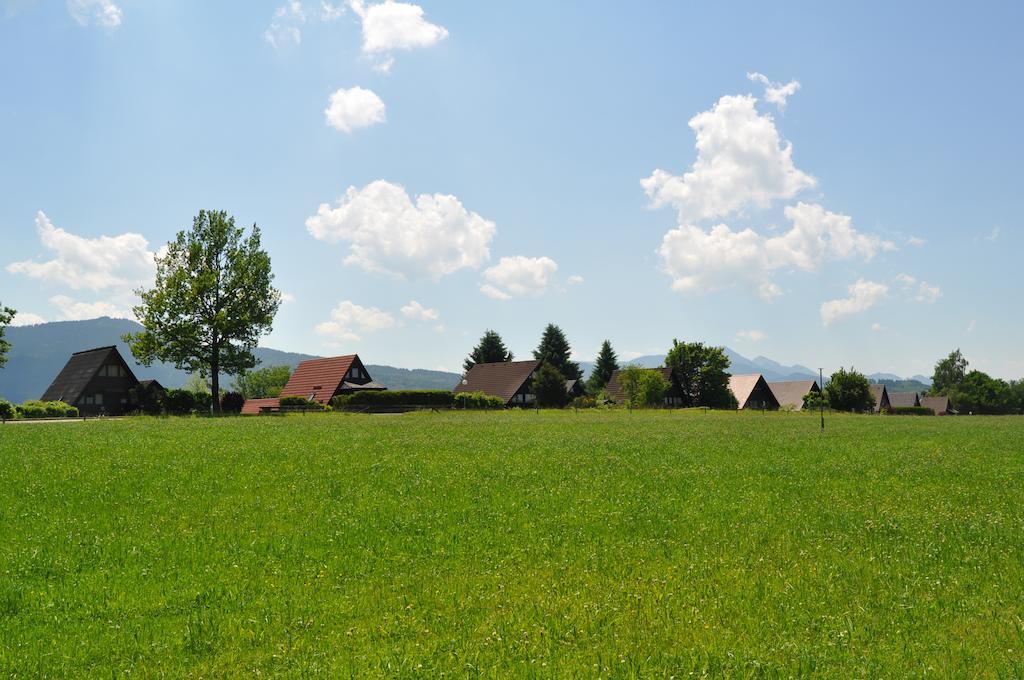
[324,87,386,133]
[871,323,883,332]
[400,300,438,322]
[480,256,558,300]
[49,295,131,321]
[642,93,816,224]
[567,275,584,285]
[658,202,893,297]
[314,300,395,342]
[67,0,122,28]
[349,0,448,53]
[907,235,926,247]
[264,1,305,49]
[985,226,1001,242]
[306,180,496,279]
[321,1,346,20]
[280,292,297,304]
[747,72,800,111]
[9,311,46,327]
[7,211,155,292]
[736,330,765,343]
[820,279,888,327]
[966,319,976,333]
[895,273,942,303]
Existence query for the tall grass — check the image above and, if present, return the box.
[1,411,1022,676]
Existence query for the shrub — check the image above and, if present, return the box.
[345,390,454,407]
[890,406,935,416]
[329,395,350,409]
[220,391,245,414]
[0,399,14,420]
[534,364,568,408]
[16,400,77,419]
[130,383,165,415]
[571,396,597,409]
[163,389,213,415]
[452,392,505,410]
[826,368,874,412]
[279,396,323,410]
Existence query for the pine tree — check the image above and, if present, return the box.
[533,363,568,408]
[587,340,619,393]
[0,304,15,369]
[464,330,514,372]
[532,323,581,381]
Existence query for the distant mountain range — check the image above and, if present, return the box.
[0,318,462,403]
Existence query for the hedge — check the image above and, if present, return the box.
[331,390,454,408]
[163,389,214,415]
[452,392,505,410]
[279,396,324,409]
[890,406,936,416]
[15,400,78,419]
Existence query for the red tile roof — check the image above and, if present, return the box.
[241,398,280,415]
[454,360,539,404]
[279,355,357,404]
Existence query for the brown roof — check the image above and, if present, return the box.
[454,360,539,404]
[889,391,920,408]
[605,367,675,403]
[920,395,950,414]
[869,384,890,412]
[241,398,280,415]
[279,355,357,404]
[728,374,765,409]
[768,380,819,410]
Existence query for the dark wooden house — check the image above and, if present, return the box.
[40,345,140,416]
[728,374,780,410]
[920,395,954,415]
[869,384,892,414]
[454,360,540,406]
[889,391,921,408]
[604,367,687,407]
[241,354,385,414]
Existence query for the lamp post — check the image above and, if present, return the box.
[819,368,825,431]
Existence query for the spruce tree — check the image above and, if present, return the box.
[0,304,14,369]
[587,339,619,393]
[464,330,514,372]
[532,323,581,381]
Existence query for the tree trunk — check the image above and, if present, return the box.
[211,344,221,413]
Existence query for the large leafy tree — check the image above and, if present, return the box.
[0,304,14,369]
[587,340,619,394]
[950,370,1015,415]
[616,365,667,409]
[664,340,733,408]
[825,367,874,412]
[125,210,281,412]
[931,349,968,395]
[533,363,568,408]
[464,330,514,372]
[532,323,581,381]
[232,365,293,399]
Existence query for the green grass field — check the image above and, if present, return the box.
[1,411,1023,677]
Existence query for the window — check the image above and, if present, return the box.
[95,394,103,405]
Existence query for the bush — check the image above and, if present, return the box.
[163,389,214,415]
[571,396,597,409]
[345,390,454,407]
[452,392,505,410]
[534,364,568,408]
[279,396,323,410]
[220,391,245,414]
[826,368,874,412]
[890,406,935,416]
[0,399,14,420]
[16,400,77,419]
[130,383,165,415]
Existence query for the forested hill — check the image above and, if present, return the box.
[0,317,461,402]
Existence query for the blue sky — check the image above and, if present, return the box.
[1,1,1021,379]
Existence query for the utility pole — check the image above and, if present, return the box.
[819,368,825,431]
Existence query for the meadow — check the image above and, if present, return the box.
[1,411,1023,677]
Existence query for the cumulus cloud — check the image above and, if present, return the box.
[9,311,46,327]
[305,180,496,279]
[642,93,816,224]
[264,1,305,49]
[324,87,386,133]
[567,275,584,285]
[349,0,448,52]
[321,1,345,20]
[314,300,395,342]
[736,330,765,342]
[480,256,558,300]
[67,0,122,28]
[871,323,883,332]
[907,235,926,247]
[658,202,893,298]
[820,279,888,327]
[896,273,942,303]
[49,295,131,321]
[7,211,155,292]
[400,300,438,321]
[747,72,801,110]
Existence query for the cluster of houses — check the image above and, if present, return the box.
[40,346,952,416]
